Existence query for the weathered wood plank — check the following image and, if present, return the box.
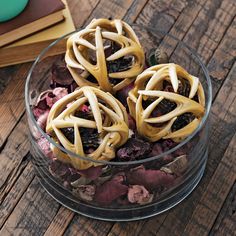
[0,65,19,94]
[0,116,30,197]
[208,16,236,96]
[0,0,101,149]
[123,0,148,23]
[67,0,100,28]
[108,221,146,236]
[85,0,134,24]
[0,63,31,148]
[148,62,236,236]
[44,207,75,236]
[210,182,236,236]
[0,1,103,234]
[136,0,188,32]
[107,1,190,234]
[64,217,113,236]
[183,132,236,235]
[48,1,150,235]
[0,178,60,236]
[0,162,34,229]
[144,62,236,236]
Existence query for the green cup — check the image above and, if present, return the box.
[0,0,29,22]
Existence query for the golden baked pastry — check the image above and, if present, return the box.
[128,63,205,142]
[46,86,129,170]
[65,18,145,94]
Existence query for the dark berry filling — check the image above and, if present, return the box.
[172,113,195,131]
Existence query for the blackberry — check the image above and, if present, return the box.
[158,99,177,114]
[178,79,191,97]
[172,113,195,131]
[74,110,94,120]
[61,127,74,143]
[61,127,100,149]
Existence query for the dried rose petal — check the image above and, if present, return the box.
[49,160,70,178]
[112,172,126,183]
[149,142,163,157]
[49,159,82,184]
[161,155,188,176]
[53,87,68,100]
[37,136,54,159]
[94,178,128,204]
[161,139,177,151]
[33,107,46,120]
[45,92,55,108]
[116,82,134,106]
[33,88,68,122]
[80,104,89,112]
[36,110,50,130]
[127,165,175,190]
[128,185,153,204]
[73,185,96,201]
[51,58,74,86]
[116,138,151,161]
[128,114,136,130]
[78,166,103,180]
[46,88,68,108]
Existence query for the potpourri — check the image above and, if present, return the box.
[32,18,205,206]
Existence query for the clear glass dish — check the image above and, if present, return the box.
[25,25,212,221]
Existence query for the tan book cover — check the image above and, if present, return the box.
[0,0,65,47]
[0,0,75,67]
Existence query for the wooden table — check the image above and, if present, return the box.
[0,0,235,235]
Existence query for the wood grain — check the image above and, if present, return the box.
[0,64,31,148]
[85,0,134,24]
[109,0,236,235]
[149,61,236,236]
[44,207,75,236]
[0,65,18,94]
[210,182,236,236]
[0,116,30,198]
[52,1,151,235]
[107,1,189,234]
[0,178,60,236]
[0,162,34,229]
[0,0,235,235]
[183,132,236,235]
[208,16,236,96]
[67,0,100,28]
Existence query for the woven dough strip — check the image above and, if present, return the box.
[46,86,129,170]
[128,63,205,142]
[65,18,145,94]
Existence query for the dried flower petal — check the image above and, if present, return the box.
[49,160,70,178]
[161,155,188,176]
[116,138,151,161]
[51,58,74,85]
[72,185,96,201]
[78,166,103,180]
[127,165,175,190]
[37,136,54,159]
[94,180,128,204]
[116,82,134,106]
[128,185,153,204]
[36,110,50,130]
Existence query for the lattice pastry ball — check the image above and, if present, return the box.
[46,86,129,170]
[65,18,145,94]
[127,63,205,142]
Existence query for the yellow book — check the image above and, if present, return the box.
[0,0,75,68]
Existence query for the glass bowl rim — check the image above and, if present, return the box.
[25,24,212,166]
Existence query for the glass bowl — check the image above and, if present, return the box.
[25,25,212,221]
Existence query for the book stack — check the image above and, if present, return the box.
[0,0,75,67]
